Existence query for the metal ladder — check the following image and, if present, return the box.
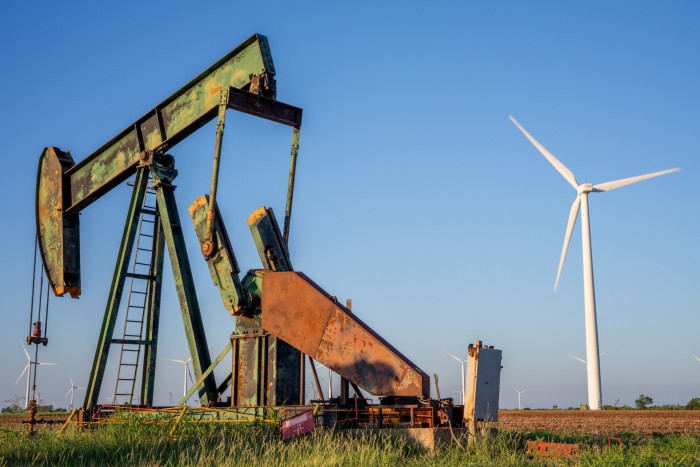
[112,185,158,404]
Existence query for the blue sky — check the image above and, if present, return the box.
[1,1,698,410]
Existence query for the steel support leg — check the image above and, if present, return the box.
[155,181,217,404]
[140,218,165,406]
[84,167,150,410]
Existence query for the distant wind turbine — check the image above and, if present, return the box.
[510,116,679,411]
[568,352,604,365]
[15,342,56,409]
[514,388,526,410]
[64,378,85,411]
[167,358,193,399]
[316,363,332,399]
[447,353,467,405]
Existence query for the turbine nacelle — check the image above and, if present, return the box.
[577,183,594,195]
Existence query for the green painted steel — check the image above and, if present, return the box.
[66,34,275,213]
[154,173,217,405]
[84,167,150,409]
[140,219,165,406]
[189,196,249,314]
[35,148,80,297]
[178,340,233,406]
[204,89,229,248]
[283,127,301,243]
[248,207,292,272]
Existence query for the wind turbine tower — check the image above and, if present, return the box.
[167,358,193,400]
[15,342,55,409]
[514,388,526,410]
[447,352,467,405]
[65,378,85,411]
[510,116,679,410]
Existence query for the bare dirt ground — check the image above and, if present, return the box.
[3,411,700,436]
[499,409,700,435]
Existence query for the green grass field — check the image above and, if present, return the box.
[1,421,699,466]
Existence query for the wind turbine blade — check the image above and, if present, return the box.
[20,342,31,361]
[593,168,679,192]
[567,354,587,365]
[70,377,74,387]
[447,352,464,363]
[65,387,73,398]
[691,354,700,363]
[37,362,56,366]
[555,196,581,291]
[15,365,29,385]
[509,116,579,189]
[167,358,186,364]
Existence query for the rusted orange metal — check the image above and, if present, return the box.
[526,440,579,457]
[261,271,430,398]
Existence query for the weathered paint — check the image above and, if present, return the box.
[248,207,292,271]
[155,177,217,405]
[36,147,80,297]
[66,34,274,213]
[188,195,248,314]
[261,272,430,398]
[83,168,150,409]
[139,217,166,407]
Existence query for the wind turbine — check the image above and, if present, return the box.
[510,116,679,411]
[15,342,56,409]
[514,388,526,410]
[447,353,467,405]
[64,378,85,411]
[167,358,193,399]
[691,354,700,363]
[315,363,332,399]
[568,352,604,365]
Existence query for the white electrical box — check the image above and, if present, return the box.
[464,341,502,422]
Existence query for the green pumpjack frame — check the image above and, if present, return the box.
[35,34,303,413]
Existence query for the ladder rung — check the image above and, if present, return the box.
[141,219,155,224]
[135,261,150,266]
[126,272,156,281]
[126,319,143,323]
[128,305,145,310]
[137,247,152,252]
[120,363,138,367]
[140,234,154,238]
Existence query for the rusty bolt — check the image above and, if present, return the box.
[201,240,215,258]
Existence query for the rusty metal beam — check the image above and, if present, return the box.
[261,272,430,399]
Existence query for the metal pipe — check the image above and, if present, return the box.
[28,235,38,340]
[204,89,229,252]
[308,356,324,400]
[283,127,300,243]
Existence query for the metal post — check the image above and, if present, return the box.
[140,218,165,406]
[308,356,324,400]
[283,126,300,243]
[203,89,229,255]
[156,181,217,405]
[84,167,150,410]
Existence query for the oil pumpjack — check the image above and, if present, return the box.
[35,33,500,429]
